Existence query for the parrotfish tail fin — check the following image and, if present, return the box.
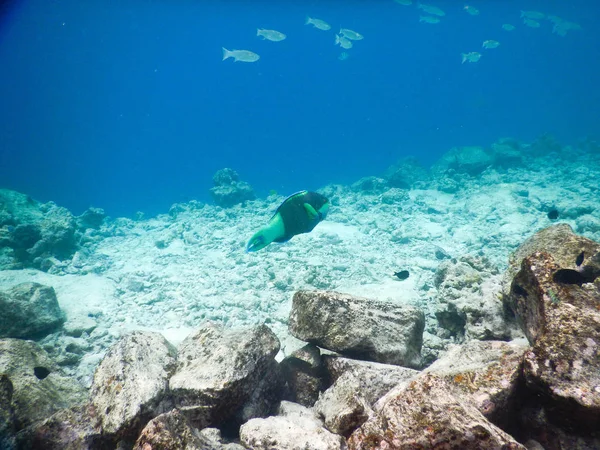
[461,53,466,64]
[305,16,312,25]
[335,34,340,45]
[303,203,319,221]
[222,47,231,61]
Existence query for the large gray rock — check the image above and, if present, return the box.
[434,255,511,341]
[89,331,177,443]
[209,168,255,208]
[314,356,418,436]
[16,403,101,450]
[347,373,526,450]
[423,339,529,430]
[169,323,281,428]
[501,223,600,303]
[0,189,80,270]
[0,374,16,450]
[0,282,65,339]
[289,290,425,368]
[0,338,86,431]
[239,401,345,450]
[134,409,245,450]
[510,251,600,432]
[432,146,494,177]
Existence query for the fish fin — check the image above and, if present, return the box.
[305,16,312,25]
[335,34,340,45]
[461,53,466,64]
[257,28,261,36]
[222,47,231,61]
[304,203,319,221]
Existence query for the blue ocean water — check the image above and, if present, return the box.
[0,0,598,218]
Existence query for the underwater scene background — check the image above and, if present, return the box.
[0,0,599,217]
[1,1,600,449]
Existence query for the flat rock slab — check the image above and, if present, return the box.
[90,331,177,441]
[289,290,425,368]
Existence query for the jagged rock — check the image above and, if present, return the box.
[279,343,325,407]
[314,356,418,436]
[0,190,80,270]
[350,176,388,194]
[16,403,102,450]
[169,324,281,428]
[289,290,425,369]
[432,146,494,176]
[423,339,529,431]
[510,251,600,432]
[434,257,511,340]
[0,374,16,450]
[501,223,600,302]
[384,156,428,188]
[134,409,245,450]
[209,168,255,208]
[0,338,86,431]
[0,282,65,339]
[76,207,106,230]
[347,373,526,450]
[239,401,345,450]
[89,331,177,443]
[489,138,523,167]
[380,187,409,205]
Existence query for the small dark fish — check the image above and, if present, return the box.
[547,209,559,220]
[394,270,410,280]
[576,251,584,267]
[6,225,15,233]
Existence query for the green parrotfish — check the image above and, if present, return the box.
[246,190,330,252]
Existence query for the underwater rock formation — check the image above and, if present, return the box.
[239,401,345,450]
[434,255,512,341]
[0,282,65,339]
[0,338,86,432]
[0,189,85,271]
[89,331,177,443]
[313,356,418,436]
[347,372,526,449]
[169,323,282,428]
[209,168,255,208]
[134,410,245,450]
[289,290,425,369]
[511,251,600,433]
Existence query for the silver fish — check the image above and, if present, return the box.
[394,0,412,5]
[482,40,500,49]
[417,3,445,17]
[335,34,353,49]
[502,24,516,31]
[464,5,479,16]
[222,48,260,63]
[461,51,481,64]
[338,52,350,61]
[340,28,363,41]
[419,15,440,24]
[520,10,545,20]
[305,17,331,31]
[257,29,286,42]
[523,18,541,28]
